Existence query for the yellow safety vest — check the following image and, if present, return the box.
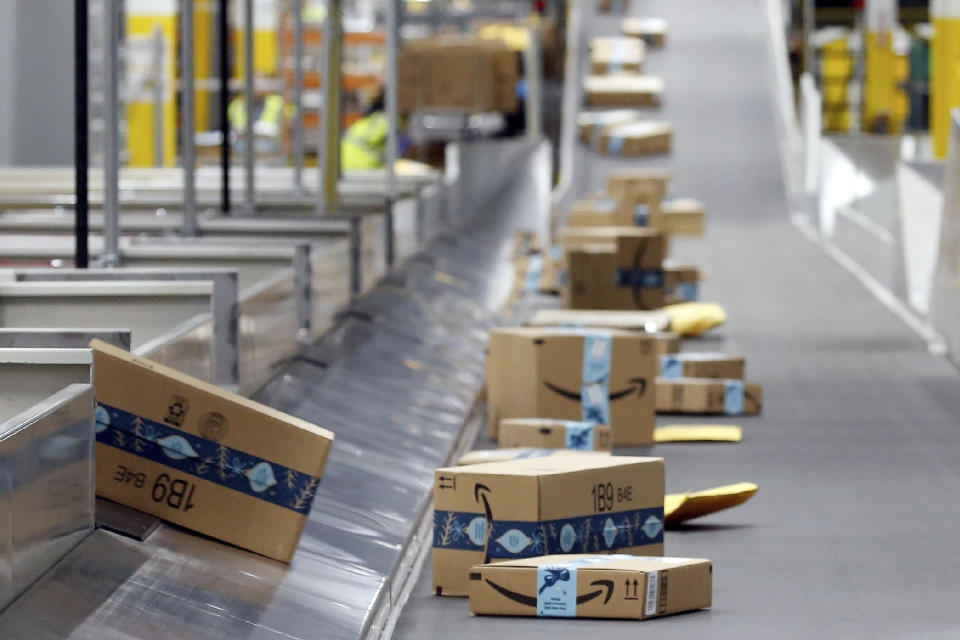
[341,111,389,170]
[228,94,287,132]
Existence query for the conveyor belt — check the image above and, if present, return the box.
[395,0,960,637]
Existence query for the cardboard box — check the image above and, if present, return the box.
[584,74,664,107]
[513,229,541,258]
[659,354,745,379]
[651,332,681,355]
[622,17,668,47]
[527,308,671,333]
[498,419,613,452]
[514,249,564,295]
[599,121,672,156]
[561,228,666,311]
[433,455,665,596]
[590,37,645,75]
[398,36,519,114]
[607,169,671,209]
[486,327,657,445]
[664,261,701,303]
[567,197,635,228]
[470,554,711,619]
[655,377,762,415]
[661,198,706,236]
[458,448,611,466]
[91,340,334,562]
[577,110,645,144]
[597,0,631,12]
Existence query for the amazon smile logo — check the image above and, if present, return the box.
[543,377,648,401]
[483,578,615,608]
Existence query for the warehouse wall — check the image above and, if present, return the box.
[0,1,74,166]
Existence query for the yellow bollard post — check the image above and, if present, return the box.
[126,0,176,167]
[864,0,897,133]
[932,0,960,157]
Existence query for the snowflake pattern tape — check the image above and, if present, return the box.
[95,402,322,515]
[432,506,664,557]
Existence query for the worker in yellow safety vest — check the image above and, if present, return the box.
[228,86,294,154]
[341,92,390,171]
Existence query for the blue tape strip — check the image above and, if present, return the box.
[616,269,666,289]
[434,507,664,556]
[537,554,637,617]
[724,380,745,415]
[525,254,544,292]
[563,421,596,450]
[95,402,322,515]
[675,282,699,301]
[581,332,612,424]
[608,136,624,156]
[634,204,650,227]
[659,354,683,379]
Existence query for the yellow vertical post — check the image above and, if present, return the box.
[125,0,176,167]
[932,0,960,157]
[864,0,897,132]
[193,2,214,131]
[821,32,854,132]
[235,0,280,78]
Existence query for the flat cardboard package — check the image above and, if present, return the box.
[91,340,334,562]
[590,37,646,74]
[622,17,668,47]
[577,110,645,145]
[433,455,665,596]
[584,74,664,107]
[661,198,706,236]
[659,354,744,379]
[597,0,631,12]
[398,36,519,113]
[607,169,671,212]
[655,377,762,415]
[664,262,701,303]
[470,554,711,619]
[458,448,611,466]
[567,197,636,228]
[486,327,657,445]
[599,121,673,156]
[514,250,564,295]
[498,419,613,452]
[561,228,666,311]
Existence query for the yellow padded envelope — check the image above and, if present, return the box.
[665,482,758,524]
[664,302,727,336]
[654,425,742,443]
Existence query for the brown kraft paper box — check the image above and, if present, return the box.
[470,554,712,619]
[658,353,745,380]
[661,198,706,236]
[590,37,646,75]
[498,419,613,452]
[655,377,763,416]
[560,227,666,311]
[486,327,657,445]
[584,74,664,107]
[91,340,334,562]
[599,121,672,156]
[664,262,701,304]
[433,455,665,596]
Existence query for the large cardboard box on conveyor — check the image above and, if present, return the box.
[525,309,680,356]
[567,197,637,228]
[584,74,664,107]
[655,377,763,415]
[433,455,665,596]
[661,198,707,236]
[598,121,673,156]
[622,17,669,47]
[590,37,646,74]
[577,110,645,145]
[91,340,334,562]
[470,554,712,619]
[560,227,666,311]
[486,327,657,445]
[607,168,672,210]
[498,419,613,452]
[514,248,564,295]
[398,36,519,114]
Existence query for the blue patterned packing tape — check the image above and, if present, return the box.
[95,402,322,515]
[563,421,596,450]
[659,354,684,379]
[634,204,650,227]
[616,268,666,289]
[433,507,664,557]
[525,254,544,293]
[607,136,625,156]
[675,282,699,301]
[536,554,637,617]
[724,380,745,415]
[581,332,612,424]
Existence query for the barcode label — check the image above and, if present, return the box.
[644,570,659,616]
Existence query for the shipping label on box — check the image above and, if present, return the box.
[486,327,657,445]
[498,419,613,451]
[658,354,745,380]
[433,455,665,596]
[91,340,334,563]
[655,377,762,415]
[470,554,711,619]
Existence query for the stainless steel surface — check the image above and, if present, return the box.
[0,329,130,350]
[0,349,92,420]
[0,384,94,612]
[243,0,256,215]
[551,0,583,210]
[181,0,198,236]
[523,26,543,140]
[293,0,305,192]
[932,111,960,365]
[102,0,120,263]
